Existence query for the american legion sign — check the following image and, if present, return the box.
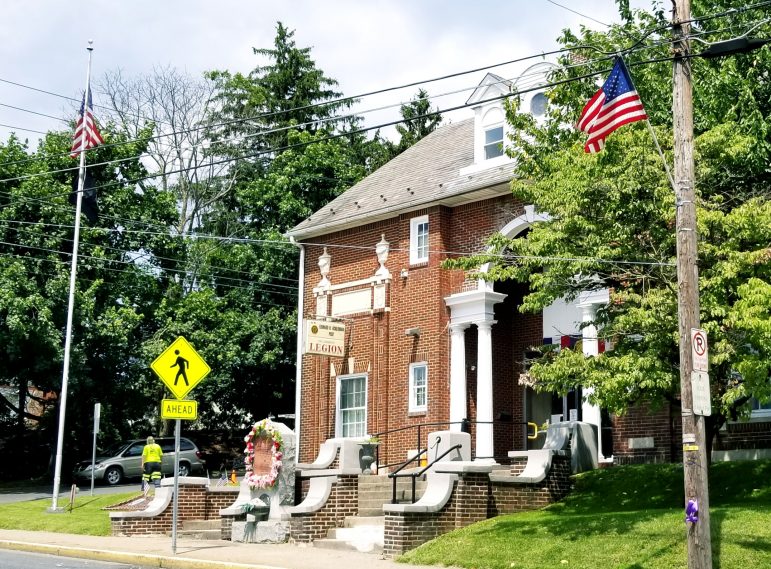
[304,319,345,357]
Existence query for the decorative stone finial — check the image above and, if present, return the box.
[374,234,391,278]
[318,247,331,287]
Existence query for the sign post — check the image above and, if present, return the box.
[150,336,210,554]
[90,402,100,496]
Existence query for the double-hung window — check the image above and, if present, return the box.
[484,126,504,159]
[337,375,367,437]
[410,215,429,265]
[409,362,428,413]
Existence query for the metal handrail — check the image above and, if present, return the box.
[372,419,535,468]
[387,443,462,504]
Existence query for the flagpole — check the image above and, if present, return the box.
[49,40,94,513]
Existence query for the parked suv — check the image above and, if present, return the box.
[73,437,206,485]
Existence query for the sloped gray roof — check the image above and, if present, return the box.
[288,118,516,239]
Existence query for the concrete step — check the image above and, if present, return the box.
[173,529,222,540]
[344,516,384,528]
[181,519,220,531]
[315,520,384,554]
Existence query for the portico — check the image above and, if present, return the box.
[444,282,507,462]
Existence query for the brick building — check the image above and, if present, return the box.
[287,67,771,468]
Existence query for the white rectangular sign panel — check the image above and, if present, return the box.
[304,319,346,357]
[691,371,712,416]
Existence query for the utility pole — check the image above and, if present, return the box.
[671,1,712,567]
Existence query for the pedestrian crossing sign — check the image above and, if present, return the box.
[150,336,210,400]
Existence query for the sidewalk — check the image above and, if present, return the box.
[0,530,441,569]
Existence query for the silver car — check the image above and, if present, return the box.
[73,437,206,485]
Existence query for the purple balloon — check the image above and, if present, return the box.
[685,499,699,523]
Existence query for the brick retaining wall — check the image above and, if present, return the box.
[110,483,239,536]
[289,474,359,543]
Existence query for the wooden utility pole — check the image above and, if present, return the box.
[671,1,712,567]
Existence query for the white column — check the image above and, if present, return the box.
[475,320,495,462]
[579,303,604,459]
[449,324,469,432]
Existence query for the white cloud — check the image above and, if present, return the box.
[0,0,649,146]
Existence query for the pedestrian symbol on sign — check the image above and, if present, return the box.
[151,336,210,399]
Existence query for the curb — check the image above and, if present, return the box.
[0,540,287,569]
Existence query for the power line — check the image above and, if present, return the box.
[0,10,761,173]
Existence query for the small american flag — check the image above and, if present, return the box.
[142,480,150,497]
[70,87,104,158]
[577,58,647,153]
[215,473,227,487]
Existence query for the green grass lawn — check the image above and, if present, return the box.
[400,460,771,569]
[0,492,137,535]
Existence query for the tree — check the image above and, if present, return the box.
[450,3,771,450]
[0,121,181,475]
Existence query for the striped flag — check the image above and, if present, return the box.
[577,58,647,153]
[70,87,104,158]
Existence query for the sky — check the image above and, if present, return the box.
[0,0,652,147]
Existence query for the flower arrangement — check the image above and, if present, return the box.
[243,418,283,489]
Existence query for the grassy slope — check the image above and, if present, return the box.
[400,460,771,569]
[0,492,137,535]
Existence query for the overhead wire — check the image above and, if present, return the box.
[0,13,756,181]
[2,1,752,169]
[0,11,763,176]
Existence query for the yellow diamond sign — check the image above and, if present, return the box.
[151,336,210,400]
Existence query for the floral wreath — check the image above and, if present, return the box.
[244,418,283,489]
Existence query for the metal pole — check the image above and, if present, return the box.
[90,402,100,496]
[50,41,93,513]
[672,1,712,567]
[172,419,181,554]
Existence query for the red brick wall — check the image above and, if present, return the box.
[489,455,572,514]
[611,403,678,465]
[298,194,528,465]
[110,484,239,536]
[289,474,359,542]
[714,420,771,450]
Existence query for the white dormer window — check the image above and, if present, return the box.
[410,215,429,265]
[484,125,504,159]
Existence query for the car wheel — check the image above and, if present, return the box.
[178,462,190,477]
[105,466,123,486]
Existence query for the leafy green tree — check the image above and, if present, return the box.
[394,88,443,152]
[0,123,182,475]
[450,3,771,450]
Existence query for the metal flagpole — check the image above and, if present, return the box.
[49,40,94,512]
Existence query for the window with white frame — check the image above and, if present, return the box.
[751,397,771,418]
[410,215,429,265]
[337,375,367,437]
[409,362,428,412]
[484,125,504,159]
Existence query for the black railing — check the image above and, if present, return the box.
[387,442,462,504]
[371,419,537,472]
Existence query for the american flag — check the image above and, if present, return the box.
[70,87,104,158]
[577,58,647,153]
[142,480,150,497]
[215,473,227,487]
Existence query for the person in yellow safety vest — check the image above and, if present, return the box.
[141,436,163,488]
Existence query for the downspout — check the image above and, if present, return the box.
[290,236,305,465]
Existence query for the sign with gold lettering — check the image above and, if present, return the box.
[304,319,345,357]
